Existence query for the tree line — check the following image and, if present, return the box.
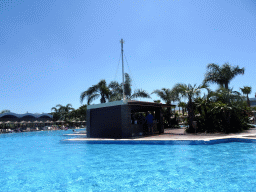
[50,62,254,133]
[51,104,87,123]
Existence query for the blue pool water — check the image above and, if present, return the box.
[1,130,256,191]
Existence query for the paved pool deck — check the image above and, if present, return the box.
[65,127,256,142]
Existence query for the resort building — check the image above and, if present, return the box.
[86,100,174,139]
[0,112,53,131]
[250,97,256,108]
[250,97,256,120]
[0,112,52,121]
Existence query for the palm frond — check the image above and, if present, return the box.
[51,107,58,112]
[204,63,244,89]
[152,89,168,103]
[109,81,123,101]
[80,90,88,104]
[66,103,73,108]
[109,93,122,102]
[240,86,251,95]
[124,73,132,96]
[55,104,63,109]
[109,81,121,90]
[131,89,151,99]
[86,85,99,96]
[87,94,100,105]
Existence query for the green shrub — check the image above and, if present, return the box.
[194,100,251,133]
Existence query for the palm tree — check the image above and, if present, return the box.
[60,104,74,121]
[80,80,111,105]
[51,104,74,121]
[151,88,179,126]
[210,87,243,106]
[62,105,87,126]
[51,106,59,113]
[75,104,87,121]
[109,73,151,101]
[130,89,151,100]
[108,81,123,101]
[209,88,247,133]
[81,74,150,104]
[51,105,61,121]
[240,86,252,107]
[204,63,244,89]
[174,83,208,130]
[152,88,179,105]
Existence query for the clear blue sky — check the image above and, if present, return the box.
[1,0,256,114]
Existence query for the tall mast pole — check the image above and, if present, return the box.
[121,39,125,101]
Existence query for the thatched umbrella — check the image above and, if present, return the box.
[5,121,16,129]
[19,121,27,129]
[37,121,43,128]
[26,121,31,127]
[4,121,11,128]
[57,120,65,126]
[70,120,76,127]
[33,120,39,128]
[13,121,19,128]
[60,120,65,127]
[45,120,50,126]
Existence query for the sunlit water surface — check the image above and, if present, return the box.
[1,130,256,191]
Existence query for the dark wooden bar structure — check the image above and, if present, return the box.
[87,100,174,139]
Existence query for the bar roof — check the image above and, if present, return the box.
[87,100,175,110]
[127,100,175,108]
[0,112,53,118]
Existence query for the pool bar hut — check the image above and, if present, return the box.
[86,100,174,139]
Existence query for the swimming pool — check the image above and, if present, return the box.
[1,130,256,191]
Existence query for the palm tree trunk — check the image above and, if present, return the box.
[223,110,230,133]
[167,107,171,127]
[100,94,106,103]
[187,98,195,130]
[225,82,229,89]
[247,94,250,107]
